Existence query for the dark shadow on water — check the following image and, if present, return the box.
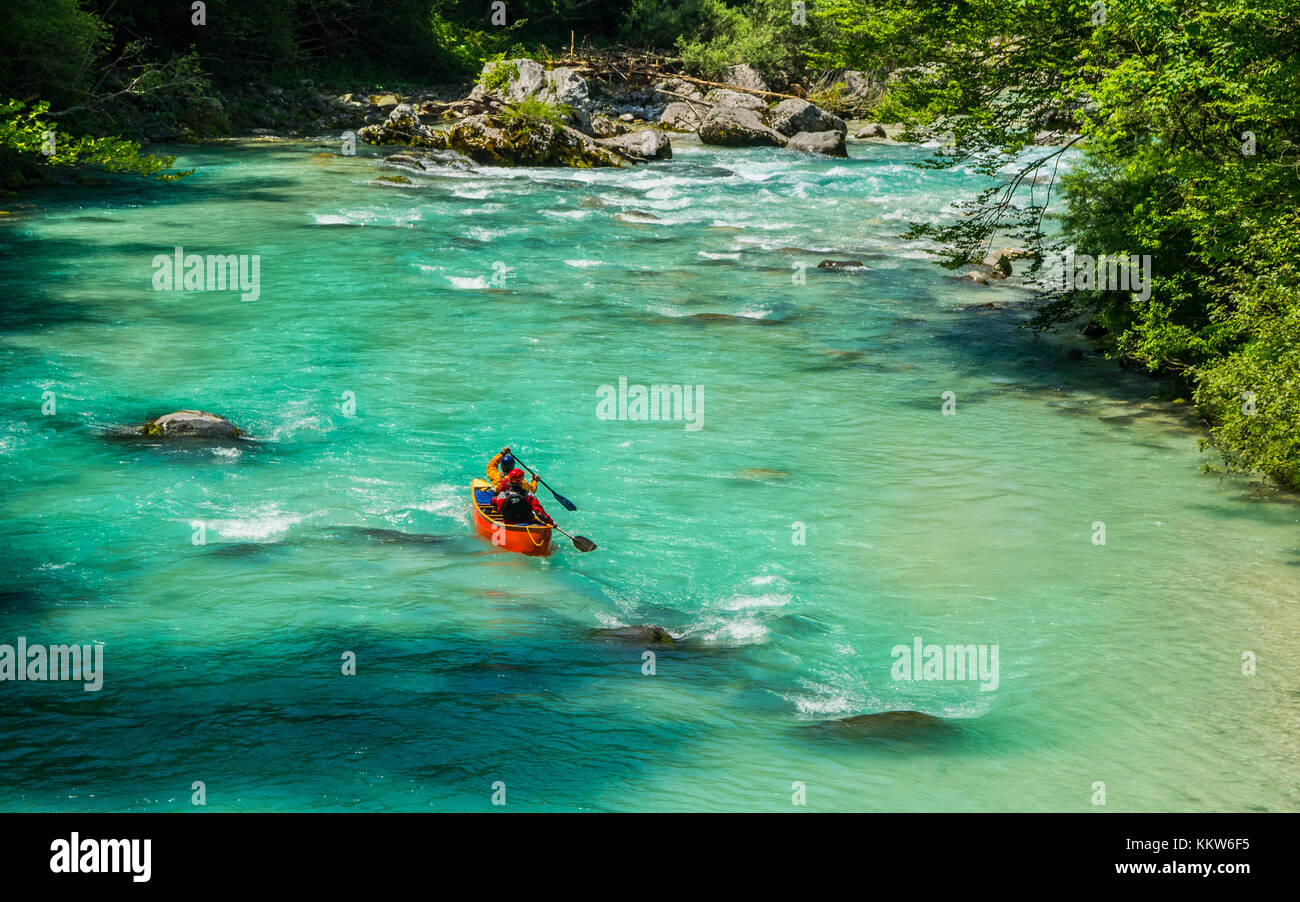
[0,234,113,333]
[0,626,708,811]
[318,526,454,546]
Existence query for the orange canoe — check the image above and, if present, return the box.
[470,479,553,556]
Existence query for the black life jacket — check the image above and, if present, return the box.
[496,487,532,524]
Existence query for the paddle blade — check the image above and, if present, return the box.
[570,535,597,552]
[550,490,577,512]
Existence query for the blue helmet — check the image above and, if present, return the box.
[500,453,516,471]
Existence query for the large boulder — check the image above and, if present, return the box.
[786,130,847,157]
[597,128,672,162]
[768,98,846,137]
[142,410,242,439]
[474,58,589,107]
[543,67,589,106]
[358,104,447,148]
[442,114,623,167]
[705,88,767,113]
[658,102,702,132]
[725,64,769,94]
[698,106,788,148]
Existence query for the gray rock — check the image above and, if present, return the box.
[725,64,769,94]
[768,98,846,137]
[597,128,672,163]
[982,247,1031,275]
[477,59,589,107]
[698,106,788,148]
[544,66,588,106]
[358,104,446,148]
[653,78,704,103]
[440,114,623,167]
[786,130,847,156]
[855,122,888,139]
[384,150,475,172]
[384,152,426,167]
[501,59,547,102]
[589,116,627,138]
[142,410,242,439]
[705,88,767,113]
[658,102,702,132]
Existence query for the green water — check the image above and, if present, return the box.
[1,137,1297,812]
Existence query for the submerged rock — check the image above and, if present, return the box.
[594,624,679,645]
[383,148,476,171]
[141,410,241,439]
[832,710,950,737]
[817,259,864,269]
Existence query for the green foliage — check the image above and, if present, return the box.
[1194,265,1300,488]
[499,97,573,132]
[811,0,1300,489]
[672,0,810,81]
[481,59,520,94]
[0,0,105,108]
[0,100,187,190]
[619,0,720,50]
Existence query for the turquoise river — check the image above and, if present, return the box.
[1,136,1297,812]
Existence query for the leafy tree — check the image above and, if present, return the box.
[812,0,1300,489]
[0,100,185,191]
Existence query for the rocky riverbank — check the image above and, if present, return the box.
[339,58,896,168]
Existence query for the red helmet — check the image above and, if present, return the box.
[507,468,525,481]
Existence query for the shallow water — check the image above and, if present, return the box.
[1,136,1296,812]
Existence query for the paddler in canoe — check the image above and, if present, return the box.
[486,447,552,526]
[470,447,595,554]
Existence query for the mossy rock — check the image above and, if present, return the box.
[141,409,242,439]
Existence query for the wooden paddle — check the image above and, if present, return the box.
[512,455,578,511]
[551,523,597,552]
